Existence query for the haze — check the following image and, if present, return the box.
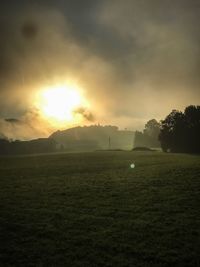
[0,0,200,140]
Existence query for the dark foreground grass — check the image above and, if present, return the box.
[0,151,200,267]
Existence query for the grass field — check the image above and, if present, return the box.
[0,151,200,267]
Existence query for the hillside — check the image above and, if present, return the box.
[50,125,134,151]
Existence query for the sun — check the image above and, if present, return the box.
[36,84,87,126]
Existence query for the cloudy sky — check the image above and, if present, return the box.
[0,0,200,139]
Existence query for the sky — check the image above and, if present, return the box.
[0,0,200,139]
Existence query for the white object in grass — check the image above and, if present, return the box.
[130,163,135,169]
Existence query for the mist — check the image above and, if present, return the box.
[0,0,200,139]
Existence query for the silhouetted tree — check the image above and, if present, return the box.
[134,119,160,148]
[184,105,200,152]
[143,119,160,147]
[159,105,200,153]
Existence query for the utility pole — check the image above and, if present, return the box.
[108,136,111,150]
[132,132,135,149]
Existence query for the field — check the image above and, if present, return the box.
[0,151,200,267]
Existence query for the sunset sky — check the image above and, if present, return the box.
[0,0,200,139]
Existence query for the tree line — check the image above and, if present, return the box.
[0,105,199,154]
[159,105,200,153]
[134,119,160,148]
[134,105,200,153]
[0,138,56,155]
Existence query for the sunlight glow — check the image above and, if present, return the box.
[36,84,88,126]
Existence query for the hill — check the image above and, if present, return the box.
[50,125,134,151]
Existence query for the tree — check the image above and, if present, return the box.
[134,119,161,148]
[159,105,200,153]
[143,119,160,147]
[184,105,200,152]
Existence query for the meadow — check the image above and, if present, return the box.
[0,151,199,267]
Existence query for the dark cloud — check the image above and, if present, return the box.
[21,21,38,40]
[0,111,53,140]
[0,0,200,138]
[5,118,20,123]
[74,107,95,122]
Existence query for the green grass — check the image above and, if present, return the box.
[0,151,200,267]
